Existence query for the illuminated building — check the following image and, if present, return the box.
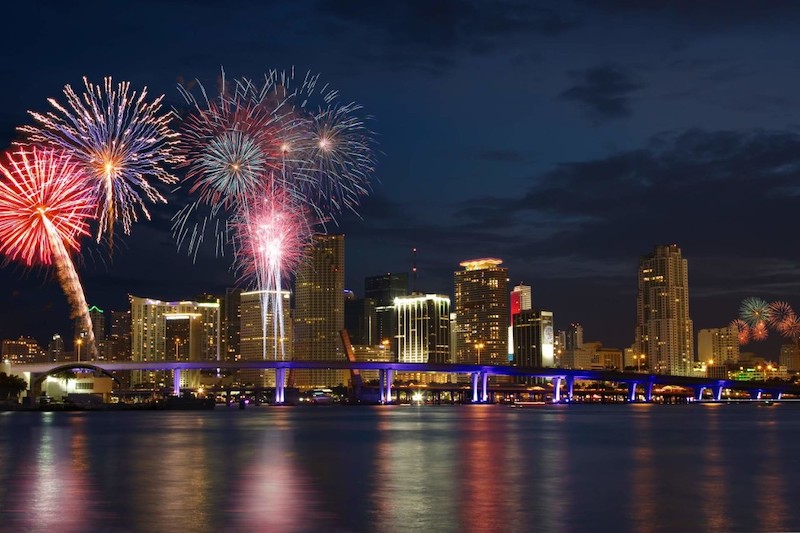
[222,288,243,363]
[129,295,220,387]
[510,284,532,316]
[634,245,694,375]
[47,334,64,362]
[1,336,42,363]
[239,289,292,387]
[779,343,800,371]
[73,305,106,359]
[293,234,345,388]
[365,272,408,354]
[395,294,450,364]
[697,325,739,365]
[455,258,509,365]
[512,310,555,368]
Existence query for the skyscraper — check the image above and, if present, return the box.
[239,290,292,387]
[293,234,345,387]
[697,326,739,365]
[365,272,408,354]
[395,294,451,364]
[512,310,555,368]
[454,258,509,366]
[634,244,694,375]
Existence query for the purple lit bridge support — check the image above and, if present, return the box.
[471,372,480,403]
[386,369,393,403]
[628,381,638,402]
[379,369,386,403]
[552,376,562,403]
[646,379,654,402]
[694,386,706,401]
[173,368,181,396]
[751,389,763,400]
[714,384,723,402]
[565,375,574,402]
[481,372,489,403]
[275,367,286,404]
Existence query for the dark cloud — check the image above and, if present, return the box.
[559,64,642,122]
[469,148,529,162]
[314,0,578,71]
[582,0,800,30]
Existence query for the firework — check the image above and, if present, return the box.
[778,313,800,341]
[232,184,313,359]
[739,297,771,327]
[751,321,769,341]
[768,301,794,328]
[19,77,180,247]
[731,319,751,345]
[0,148,98,357]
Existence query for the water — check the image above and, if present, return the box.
[0,403,799,532]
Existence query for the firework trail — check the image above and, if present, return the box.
[19,77,180,248]
[751,321,769,341]
[739,297,771,328]
[232,183,313,359]
[778,313,800,341]
[0,148,98,357]
[768,301,794,328]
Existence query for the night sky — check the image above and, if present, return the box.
[2,1,800,352]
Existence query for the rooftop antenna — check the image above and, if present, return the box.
[412,247,418,293]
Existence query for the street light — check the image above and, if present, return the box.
[475,342,485,365]
[75,338,83,362]
[637,354,645,372]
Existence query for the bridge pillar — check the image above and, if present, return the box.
[471,372,479,403]
[777,392,783,400]
[386,369,393,404]
[552,377,562,403]
[379,369,386,403]
[713,384,723,402]
[628,382,638,403]
[481,372,489,403]
[173,369,181,396]
[565,375,574,402]
[646,380,654,402]
[750,390,762,400]
[694,386,706,401]
[275,368,285,404]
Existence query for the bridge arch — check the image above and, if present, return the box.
[32,363,121,389]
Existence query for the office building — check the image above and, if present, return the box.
[634,245,694,375]
[395,294,451,364]
[239,289,292,387]
[293,234,346,387]
[697,325,740,365]
[1,337,42,363]
[455,258,509,365]
[512,310,555,368]
[365,272,408,353]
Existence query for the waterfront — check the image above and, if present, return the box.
[0,404,798,532]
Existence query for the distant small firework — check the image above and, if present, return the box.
[731,318,751,345]
[751,321,769,341]
[19,77,180,246]
[0,148,98,357]
[768,301,794,328]
[739,297,772,328]
[778,313,800,340]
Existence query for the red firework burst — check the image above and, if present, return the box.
[768,301,794,328]
[731,319,750,345]
[752,321,769,342]
[778,313,800,340]
[0,148,95,266]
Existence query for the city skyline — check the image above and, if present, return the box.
[2,2,800,351]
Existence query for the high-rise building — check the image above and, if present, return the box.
[510,284,532,317]
[222,288,243,362]
[344,297,377,346]
[454,258,509,366]
[73,305,106,359]
[108,310,131,362]
[364,273,408,354]
[239,290,292,386]
[697,326,739,365]
[634,244,694,375]
[512,310,555,368]
[293,234,345,387]
[395,294,451,364]
[130,296,221,386]
[780,343,800,371]
[48,334,65,362]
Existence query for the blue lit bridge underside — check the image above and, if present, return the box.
[12,360,800,405]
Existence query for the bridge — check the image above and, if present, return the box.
[5,359,799,405]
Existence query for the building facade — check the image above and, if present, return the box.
[395,294,451,364]
[293,234,346,387]
[455,258,509,366]
[697,325,740,365]
[634,245,694,375]
[239,290,292,387]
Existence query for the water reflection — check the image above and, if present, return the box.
[0,405,799,531]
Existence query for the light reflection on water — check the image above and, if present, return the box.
[0,404,799,532]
